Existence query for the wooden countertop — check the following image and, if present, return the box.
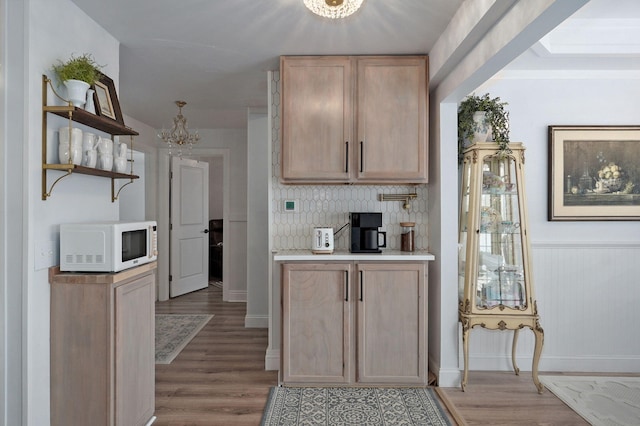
[49,261,157,284]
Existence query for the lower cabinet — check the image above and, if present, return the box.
[281,261,427,385]
[50,264,156,426]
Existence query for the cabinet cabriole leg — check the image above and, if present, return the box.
[511,328,520,376]
[532,321,545,394]
[461,322,470,391]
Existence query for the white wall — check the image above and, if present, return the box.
[208,156,224,219]
[462,75,640,372]
[118,150,146,221]
[25,0,122,423]
[246,109,270,328]
[124,114,161,222]
[1,0,27,423]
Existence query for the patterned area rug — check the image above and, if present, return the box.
[260,387,452,425]
[155,314,213,364]
[540,376,640,426]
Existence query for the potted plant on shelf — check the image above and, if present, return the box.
[458,93,510,163]
[52,53,103,108]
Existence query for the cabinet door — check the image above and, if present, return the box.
[280,56,353,182]
[356,57,428,183]
[115,272,156,426]
[356,262,426,384]
[281,263,353,383]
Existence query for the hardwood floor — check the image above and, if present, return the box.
[438,372,589,426]
[154,284,278,425]
[153,285,602,425]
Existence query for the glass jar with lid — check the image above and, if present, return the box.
[400,222,415,252]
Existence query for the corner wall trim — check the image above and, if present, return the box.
[265,349,280,371]
[245,314,269,328]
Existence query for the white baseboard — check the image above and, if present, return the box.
[245,314,269,328]
[226,290,247,302]
[429,359,461,387]
[265,348,280,371]
[458,354,640,373]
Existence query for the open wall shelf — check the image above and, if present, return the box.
[42,75,140,202]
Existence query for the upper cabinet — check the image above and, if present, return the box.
[280,55,428,184]
[281,57,353,182]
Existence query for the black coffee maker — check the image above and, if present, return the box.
[350,212,386,253]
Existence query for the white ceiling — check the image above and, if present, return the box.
[507,0,640,73]
[68,0,640,130]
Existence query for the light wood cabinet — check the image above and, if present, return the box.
[357,263,426,384]
[280,55,428,184]
[280,57,353,182]
[281,261,426,385]
[50,263,156,426]
[281,262,353,384]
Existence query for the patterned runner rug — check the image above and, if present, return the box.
[260,386,452,425]
[540,376,640,426]
[155,314,213,364]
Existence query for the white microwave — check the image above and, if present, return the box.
[60,221,158,272]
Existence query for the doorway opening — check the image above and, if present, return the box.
[157,148,230,302]
[198,155,224,286]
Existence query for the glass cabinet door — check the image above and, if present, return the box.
[476,154,526,310]
[458,157,471,306]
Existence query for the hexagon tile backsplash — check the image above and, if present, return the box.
[270,71,429,251]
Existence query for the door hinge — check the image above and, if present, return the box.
[169,275,172,282]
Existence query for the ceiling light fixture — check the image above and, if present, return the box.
[303,0,364,19]
[159,100,200,157]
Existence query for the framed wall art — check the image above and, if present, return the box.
[93,73,124,125]
[548,125,640,221]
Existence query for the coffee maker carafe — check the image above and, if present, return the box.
[350,212,386,253]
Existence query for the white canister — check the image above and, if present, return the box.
[97,137,113,155]
[82,132,98,152]
[98,153,113,171]
[117,142,127,159]
[113,156,127,173]
[83,149,97,168]
[58,126,82,165]
[84,89,96,114]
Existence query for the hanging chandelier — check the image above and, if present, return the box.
[159,100,200,157]
[303,0,364,19]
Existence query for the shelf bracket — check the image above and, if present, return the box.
[112,178,134,202]
[112,136,136,202]
[42,169,73,200]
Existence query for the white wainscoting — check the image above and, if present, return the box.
[460,241,640,373]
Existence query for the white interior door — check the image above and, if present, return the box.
[170,156,209,297]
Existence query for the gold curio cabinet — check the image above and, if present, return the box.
[458,142,544,393]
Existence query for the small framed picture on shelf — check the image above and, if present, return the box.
[93,73,124,125]
[548,125,640,221]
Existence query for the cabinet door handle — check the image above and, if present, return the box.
[359,141,364,173]
[359,270,363,301]
[345,141,349,173]
[345,270,349,302]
